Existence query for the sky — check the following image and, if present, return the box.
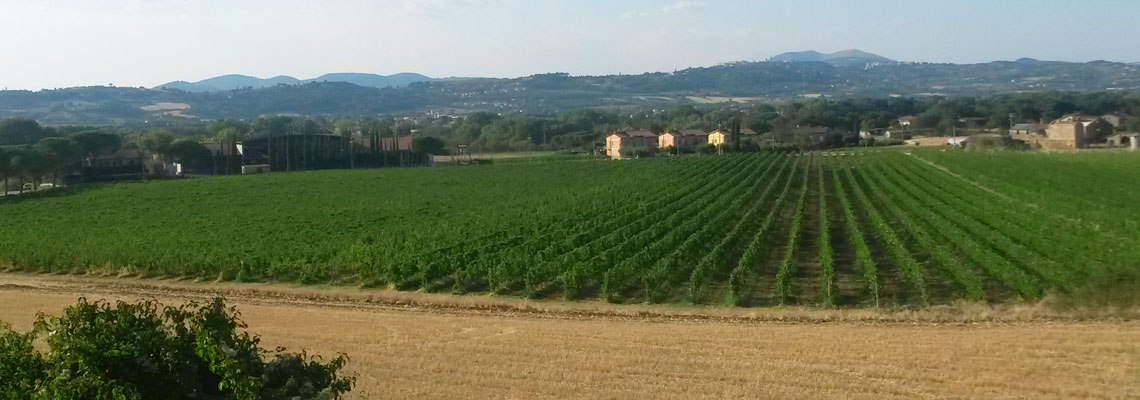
[2,0,1140,90]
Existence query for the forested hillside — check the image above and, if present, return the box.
[4,60,1140,124]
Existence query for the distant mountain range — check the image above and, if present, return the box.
[157,72,438,92]
[769,49,895,66]
[4,52,1140,124]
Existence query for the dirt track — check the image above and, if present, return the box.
[1,272,1138,399]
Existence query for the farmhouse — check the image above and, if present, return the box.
[1041,118,1087,151]
[707,129,732,146]
[898,116,918,127]
[658,129,708,150]
[1100,114,1124,128]
[606,130,657,158]
[1009,118,1088,151]
[1009,123,1047,141]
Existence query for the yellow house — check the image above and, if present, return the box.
[708,129,731,146]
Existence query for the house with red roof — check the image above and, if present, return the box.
[606,130,657,159]
[658,129,708,151]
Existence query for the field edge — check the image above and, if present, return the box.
[1,271,1135,325]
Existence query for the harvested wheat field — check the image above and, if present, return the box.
[1,273,1138,400]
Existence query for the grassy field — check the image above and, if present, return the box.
[1,150,1138,308]
[1,274,1137,399]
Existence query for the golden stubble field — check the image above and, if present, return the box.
[1,273,1138,399]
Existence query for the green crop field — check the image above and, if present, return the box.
[2,150,1138,307]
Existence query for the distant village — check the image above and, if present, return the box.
[605,113,1139,159]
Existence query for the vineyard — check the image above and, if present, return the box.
[1,150,1137,307]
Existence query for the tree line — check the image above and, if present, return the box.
[0,115,448,192]
[3,90,1138,191]
[406,90,1140,152]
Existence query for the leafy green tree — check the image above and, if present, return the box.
[133,129,175,156]
[0,297,353,399]
[252,116,293,137]
[36,137,84,185]
[0,148,11,194]
[0,117,52,146]
[69,130,122,159]
[167,139,212,171]
[333,120,357,139]
[209,119,252,137]
[0,321,47,397]
[8,148,54,192]
[412,136,447,155]
[730,119,741,149]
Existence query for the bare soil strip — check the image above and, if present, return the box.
[1,272,1138,399]
[0,271,1134,324]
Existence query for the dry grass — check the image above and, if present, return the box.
[1,273,1139,399]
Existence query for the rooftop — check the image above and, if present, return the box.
[1011,123,1046,131]
[612,130,657,138]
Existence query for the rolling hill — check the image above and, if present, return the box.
[158,72,436,92]
[769,49,895,66]
[4,56,1140,124]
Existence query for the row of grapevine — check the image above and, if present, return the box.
[557,154,773,298]
[774,153,812,303]
[606,153,789,302]
[917,151,1140,240]
[816,156,836,307]
[876,157,1065,293]
[364,158,709,289]
[908,152,1140,271]
[888,155,1087,289]
[519,156,757,294]
[827,156,878,305]
[856,156,1040,300]
[6,149,1134,307]
[847,157,988,301]
[837,157,929,304]
[466,156,742,292]
[686,155,795,301]
[724,154,805,305]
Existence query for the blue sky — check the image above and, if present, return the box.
[2,0,1139,90]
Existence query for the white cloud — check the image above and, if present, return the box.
[661,1,706,13]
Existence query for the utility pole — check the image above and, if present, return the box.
[952,115,958,139]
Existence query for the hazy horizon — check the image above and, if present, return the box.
[2,0,1140,91]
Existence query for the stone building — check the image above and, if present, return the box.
[1040,119,1086,151]
[1009,118,1086,151]
[1107,132,1140,150]
[1009,123,1047,142]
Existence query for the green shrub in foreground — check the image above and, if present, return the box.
[0,298,353,400]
